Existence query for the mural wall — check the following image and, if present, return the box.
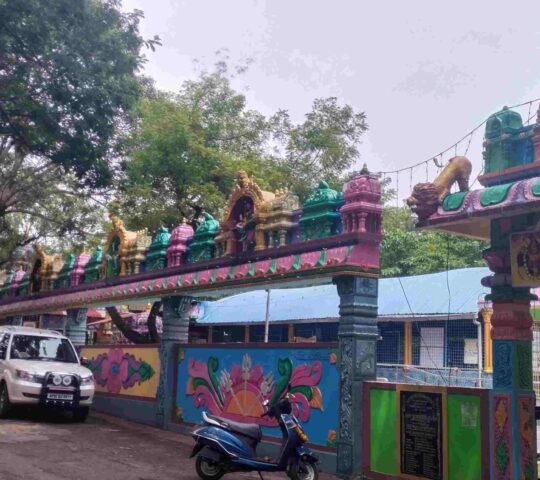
[175,344,339,447]
[80,345,160,399]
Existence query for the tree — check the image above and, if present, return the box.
[0,0,158,264]
[106,301,162,344]
[271,97,368,201]
[119,69,368,233]
[380,204,487,277]
[0,148,106,267]
[0,0,159,187]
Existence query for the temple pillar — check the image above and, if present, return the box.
[404,320,413,365]
[480,307,493,373]
[484,218,537,480]
[334,275,378,477]
[65,308,87,346]
[156,296,193,428]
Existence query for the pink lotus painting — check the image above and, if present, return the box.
[186,354,323,426]
[89,348,155,394]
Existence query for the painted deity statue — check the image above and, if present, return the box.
[232,197,256,252]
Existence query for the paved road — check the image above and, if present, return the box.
[0,410,337,480]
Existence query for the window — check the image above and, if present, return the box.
[293,323,338,342]
[9,335,78,363]
[0,334,9,360]
[249,325,289,343]
[377,323,404,364]
[212,326,245,343]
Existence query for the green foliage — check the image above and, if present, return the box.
[271,97,368,201]
[119,70,368,232]
[0,0,159,264]
[0,0,158,187]
[0,150,105,267]
[381,205,487,277]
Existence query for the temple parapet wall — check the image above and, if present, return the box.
[0,169,381,313]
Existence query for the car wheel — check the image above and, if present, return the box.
[72,407,89,423]
[0,382,11,418]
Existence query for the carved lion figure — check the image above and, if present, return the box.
[406,156,472,220]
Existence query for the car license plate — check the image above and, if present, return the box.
[47,393,73,401]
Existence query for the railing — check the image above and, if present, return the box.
[377,363,492,388]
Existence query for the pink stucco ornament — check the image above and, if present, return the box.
[167,221,194,267]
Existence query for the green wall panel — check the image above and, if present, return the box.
[370,388,397,475]
[447,394,481,480]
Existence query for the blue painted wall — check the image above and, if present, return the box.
[175,345,339,447]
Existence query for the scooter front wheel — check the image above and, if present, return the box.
[289,460,318,480]
[196,455,225,480]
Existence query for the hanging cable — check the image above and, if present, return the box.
[398,277,448,385]
[374,96,540,178]
[464,131,474,156]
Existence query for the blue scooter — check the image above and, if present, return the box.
[190,390,319,480]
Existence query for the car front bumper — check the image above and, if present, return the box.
[9,378,95,407]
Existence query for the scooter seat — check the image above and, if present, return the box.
[207,414,262,441]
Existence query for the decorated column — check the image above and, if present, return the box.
[334,275,378,476]
[480,307,493,373]
[334,165,382,477]
[65,308,88,345]
[484,218,537,480]
[156,295,193,427]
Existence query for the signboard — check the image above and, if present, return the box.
[511,231,540,287]
[463,338,478,365]
[398,385,446,480]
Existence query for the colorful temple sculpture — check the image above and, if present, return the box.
[407,105,540,480]
[102,214,151,277]
[166,220,194,267]
[189,213,219,261]
[71,251,91,286]
[146,226,171,271]
[215,171,295,255]
[0,170,382,301]
[300,180,343,240]
[56,254,76,290]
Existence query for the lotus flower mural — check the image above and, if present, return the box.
[89,348,155,394]
[187,354,323,426]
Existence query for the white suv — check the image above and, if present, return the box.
[0,326,95,422]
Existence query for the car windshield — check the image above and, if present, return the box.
[9,335,78,363]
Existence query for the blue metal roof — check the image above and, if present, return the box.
[197,267,491,325]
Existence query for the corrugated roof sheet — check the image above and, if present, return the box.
[197,267,491,324]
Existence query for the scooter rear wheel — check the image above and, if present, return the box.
[289,460,318,480]
[196,456,225,480]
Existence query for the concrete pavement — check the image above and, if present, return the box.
[0,410,337,480]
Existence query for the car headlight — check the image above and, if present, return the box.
[80,374,94,385]
[15,369,39,383]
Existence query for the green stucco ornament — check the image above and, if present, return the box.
[189,213,220,262]
[300,181,343,241]
[146,226,171,271]
[84,247,103,283]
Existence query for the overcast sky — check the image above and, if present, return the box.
[123,0,540,200]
